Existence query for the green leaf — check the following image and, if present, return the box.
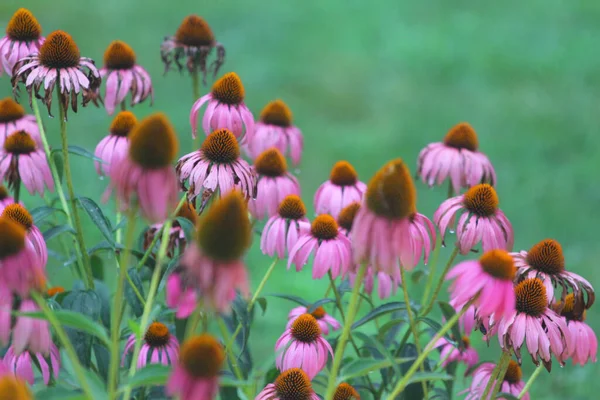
[438,301,462,346]
[407,371,452,384]
[94,281,111,328]
[53,151,64,184]
[125,268,146,317]
[377,318,406,341]
[43,224,76,241]
[91,254,104,281]
[60,349,108,400]
[266,293,309,306]
[176,217,196,242]
[339,357,414,381]
[256,297,267,316]
[30,206,65,225]
[52,145,105,163]
[33,387,88,400]
[220,376,253,388]
[61,290,103,367]
[353,332,402,378]
[306,298,335,312]
[77,196,115,244]
[128,319,141,336]
[411,270,426,284]
[93,342,110,382]
[122,364,171,389]
[352,302,406,329]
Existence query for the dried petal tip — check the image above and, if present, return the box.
[197,191,251,261]
[109,111,138,137]
[47,286,65,297]
[175,15,214,47]
[6,8,42,41]
[334,382,361,400]
[104,40,136,70]
[260,99,292,127]
[443,122,479,151]
[365,159,416,220]
[526,239,565,275]
[337,202,361,232]
[278,195,306,220]
[463,184,498,217]
[39,30,81,69]
[180,334,224,378]
[330,161,358,186]
[1,203,33,230]
[0,185,9,200]
[0,375,32,400]
[201,129,240,163]
[211,72,245,105]
[479,249,515,280]
[274,369,313,400]
[129,113,178,169]
[0,98,25,123]
[0,217,26,258]
[255,148,287,177]
[290,314,321,343]
[515,278,547,317]
[144,322,170,347]
[311,214,339,240]
[503,360,522,384]
[3,131,36,154]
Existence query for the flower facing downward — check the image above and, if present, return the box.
[554,294,597,366]
[100,41,153,115]
[94,111,137,177]
[246,99,304,165]
[314,161,366,218]
[434,183,513,255]
[167,334,224,400]
[0,97,40,148]
[256,368,320,400]
[417,122,496,196]
[123,322,179,368]
[352,159,435,273]
[107,113,179,223]
[161,15,225,81]
[177,129,255,208]
[189,72,254,140]
[249,148,300,219]
[2,203,47,267]
[261,195,311,259]
[11,30,101,117]
[433,336,479,370]
[288,214,352,280]
[464,360,529,400]
[0,130,54,197]
[275,314,333,379]
[512,239,594,308]
[3,343,60,385]
[144,200,197,258]
[286,305,341,335]
[0,9,45,77]
[0,375,32,400]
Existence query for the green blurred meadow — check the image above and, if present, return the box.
[2,0,600,398]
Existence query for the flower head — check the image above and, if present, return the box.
[12,300,51,355]
[554,294,597,366]
[0,9,45,77]
[144,200,197,258]
[0,374,32,400]
[100,40,153,115]
[434,183,513,255]
[286,305,341,335]
[417,122,496,196]
[189,72,254,140]
[0,97,40,148]
[2,203,47,266]
[463,360,529,400]
[94,110,137,177]
[256,368,320,400]
[314,161,366,219]
[123,322,179,368]
[433,336,479,370]
[337,201,361,235]
[11,30,101,117]
[4,343,60,385]
[275,314,333,379]
[333,383,361,400]
[261,195,310,259]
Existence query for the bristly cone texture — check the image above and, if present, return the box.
[443,122,479,151]
[196,190,251,261]
[6,8,42,41]
[39,30,80,69]
[365,159,416,219]
[0,97,25,123]
[180,334,224,378]
[109,111,138,136]
[175,15,215,47]
[260,99,292,127]
[211,72,245,105]
[129,113,178,169]
[104,40,136,70]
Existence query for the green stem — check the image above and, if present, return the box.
[32,291,94,399]
[184,301,204,340]
[518,364,543,399]
[485,351,512,400]
[447,179,454,198]
[421,246,459,317]
[387,297,476,398]
[58,99,93,289]
[217,317,250,396]
[115,210,123,244]
[120,101,126,112]
[125,270,146,306]
[191,68,201,100]
[323,262,368,400]
[421,237,441,304]
[13,174,21,203]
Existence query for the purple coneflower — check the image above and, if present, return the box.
[553,293,597,366]
[256,368,320,400]
[0,97,40,148]
[144,200,197,258]
[249,148,300,220]
[433,336,479,369]
[0,9,45,77]
[314,161,366,219]
[246,99,303,166]
[166,334,223,400]
[261,195,310,259]
[11,30,101,117]
[463,360,529,400]
[94,110,136,177]
[350,266,400,300]
[333,383,361,400]
[3,343,60,385]
[0,366,32,399]
[434,183,513,255]
[12,300,51,355]
[99,40,153,115]
[417,122,496,196]
[106,113,179,223]
[0,185,14,212]
[286,306,341,335]
[2,203,47,267]
[123,322,179,368]
[275,314,333,379]
[189,72,254,141]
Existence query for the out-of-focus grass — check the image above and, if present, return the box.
[1,0,599,397]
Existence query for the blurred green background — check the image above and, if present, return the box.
[2,0,599,398]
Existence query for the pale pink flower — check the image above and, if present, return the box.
[349,266,401,300]
[463,361,529,400]
[106,113,179,223]
[166,272,198,319]
[261,195,310,259]
[122,322,179,368]
[189,72,254,141]
[249,148,300,220]
[352,159,435,273]
[11,30,101,117]
[314,161,366,219]
[3,343,60,385]
[144,201,197,259]
[433,337,479,369]
[0,130,54,197]
[0,97,40,148]
[434,183,513,255]
[99,41,152,115]
[451,301,477,336]
[286,306,341,335]
[512,239,594,308]
[245,99,303,165]
[0,9,45,77]
[275,314,333,379]
[0,284,11,345]
[177,129,255,208]
[12,300,51,355]
[553,294,598,366]
[2,203,47,267]
[94,111,137,177]
[417,122,495,196]
[256,368,320,400]
[166,334,223,400]
[288,214,352,280]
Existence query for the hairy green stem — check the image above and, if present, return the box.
[421,246,459,317]
[484,350,511,400]
[518,364,543,399]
